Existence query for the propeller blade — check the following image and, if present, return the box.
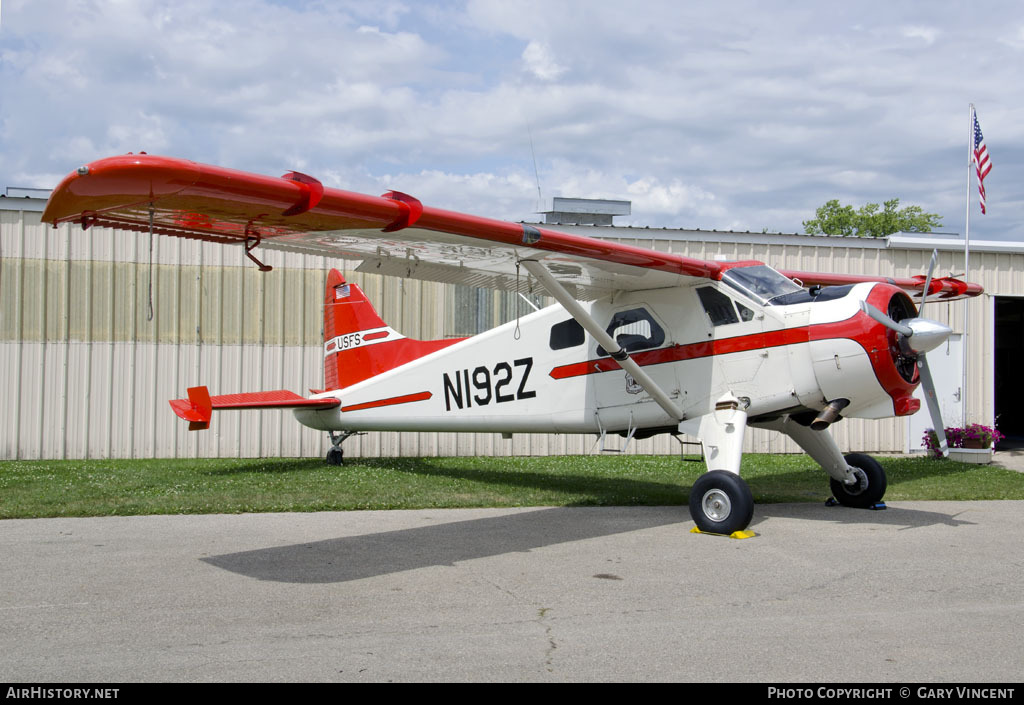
[917,355,948,459]
[859,300,914,337]
[918,248,939,316]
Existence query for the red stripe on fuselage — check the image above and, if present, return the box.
[341,391,432,413]
[548,294,916,414]
[548,313,877,380]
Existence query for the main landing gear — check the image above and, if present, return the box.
[829,453,887,508]
[687,451,889,535]
[748,415,889,521]
[688,470,755,535]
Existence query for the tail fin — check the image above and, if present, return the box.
[323,269,463,390]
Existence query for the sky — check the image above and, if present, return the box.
[2,0,1022,240]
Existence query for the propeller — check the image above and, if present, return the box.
[859,249,951,458]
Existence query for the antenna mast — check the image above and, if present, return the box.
[527,121,543,213]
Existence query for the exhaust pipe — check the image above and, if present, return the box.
[811,398,850,431]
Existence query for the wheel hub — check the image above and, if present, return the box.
[701,489,732,521]
[844,468,869,495]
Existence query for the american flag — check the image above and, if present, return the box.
[973,110,992,214]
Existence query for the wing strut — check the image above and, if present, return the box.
[520,259,683,421]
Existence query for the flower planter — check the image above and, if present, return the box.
[948,447,993,464]
[923,424,1004,458]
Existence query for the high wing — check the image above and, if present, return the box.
[42,154,982,301]
[42,154,723,300]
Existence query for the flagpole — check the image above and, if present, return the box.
[962,104,974,427]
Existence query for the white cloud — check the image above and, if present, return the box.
[521,41,566,81]
[373,169,539,222]
[997,23,1024,49]
[902,25,941,44]
[2,1,1023,240]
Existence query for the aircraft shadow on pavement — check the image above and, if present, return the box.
[202,500,978,584]
[202,506,687,584]
[750,502,979,531]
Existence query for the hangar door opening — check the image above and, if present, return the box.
[995,297,1024,449]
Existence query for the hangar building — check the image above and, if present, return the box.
[2,190,1021,460]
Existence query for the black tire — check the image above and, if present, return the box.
[689,470,754,534]
[326,447,344,466]
[829,453,886,508]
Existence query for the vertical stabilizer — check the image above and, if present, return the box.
[322,269,463,390]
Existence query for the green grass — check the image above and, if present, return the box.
[1,454,1023,519]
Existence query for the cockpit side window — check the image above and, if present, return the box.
[736,301,755,322]
[697,287,740,326]
[596,308,665,357]
[550,318,585,350]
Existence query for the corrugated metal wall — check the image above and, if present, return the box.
[2,204,1007,459]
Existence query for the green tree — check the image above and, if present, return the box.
[803,199,942,238]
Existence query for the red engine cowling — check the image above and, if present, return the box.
[861,284,922,416]
[807,283,923,419]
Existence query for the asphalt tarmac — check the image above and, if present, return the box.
[2,500,1022,683]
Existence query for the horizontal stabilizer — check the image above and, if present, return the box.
[169,386,340,431]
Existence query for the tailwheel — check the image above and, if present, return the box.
[689,470,754,535]
[326,430,361,466]
[829,453,887,508]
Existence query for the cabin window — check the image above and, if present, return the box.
[550,318,585,350]
[736,301,755,322]
[697,287,740,326]
[597,308,665,356]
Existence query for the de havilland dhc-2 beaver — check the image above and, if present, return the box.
[42,154,982,535]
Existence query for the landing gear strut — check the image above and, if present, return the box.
[689,470,754,535]
[751,416,888,511]
[325,430,360,466]
[829,453,887,508]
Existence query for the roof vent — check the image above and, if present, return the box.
[539,197,630,226]
[4,187,53,199]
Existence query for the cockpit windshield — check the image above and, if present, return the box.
[721,265,804,305]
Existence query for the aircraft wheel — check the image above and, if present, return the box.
[829,453,887,508]
[326,447,344,466]
[689,470,754,535]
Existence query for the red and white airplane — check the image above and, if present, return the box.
[43,154,982,535]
